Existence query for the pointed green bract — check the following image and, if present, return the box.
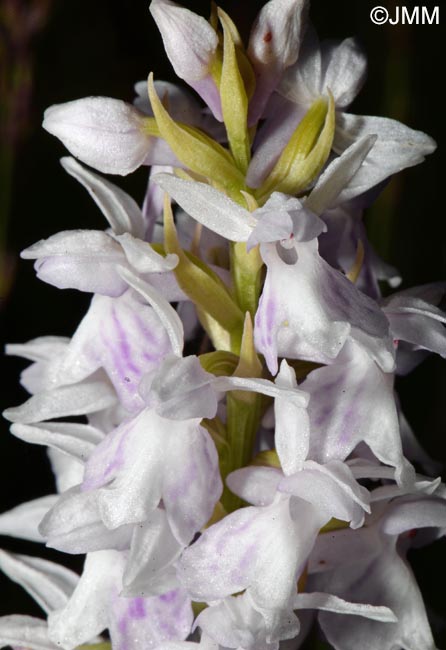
[163,195,244,347]
[196,307,234,352]
[219,9,251,173]
[256,94,336,202]
[234,312,263,382]
[230,241,263,318]
[148,73,246,199]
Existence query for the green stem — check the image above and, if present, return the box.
[223,392,262,512]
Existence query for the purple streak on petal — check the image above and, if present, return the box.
[132,310,159,347]
[165,458,198,503]
[215,510,258,555]
[313,405,332,428]
[159,590,177,603]
[112,306,141,374]
[255,287,279,375]
[229,542,257,583]
[265,295,276,344]
[128,597,146,619]
[82,420,134,491]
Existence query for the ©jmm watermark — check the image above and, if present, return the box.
[370,6,439,24]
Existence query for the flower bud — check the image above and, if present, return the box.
[43,97,152,175]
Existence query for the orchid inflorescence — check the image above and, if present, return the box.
[1,1,445,649]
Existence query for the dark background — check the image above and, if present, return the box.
[0,0,445,645]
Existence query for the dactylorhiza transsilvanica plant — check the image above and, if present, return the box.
[1,1,445,649]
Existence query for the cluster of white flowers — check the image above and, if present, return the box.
[1,1,445,649]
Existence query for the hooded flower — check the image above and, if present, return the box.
[308,491,446,650]
[179,456,370,613]
[21,157,180,297]
[300,339,414,485]
[153,161,394,376]
[48,550,193,650]
[247,32,436,193]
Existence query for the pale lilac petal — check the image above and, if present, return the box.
[369,477,442,505]
[381,497,446,536]
[153,174,255,242]
[21,230,128,296]
[178,505,273,601]
[280,35,366,109]
[248,0,309,123]
[302,341,410,484]
[142,355,218,420]
[115,232,178,273]
[119,268,184,357]
[47,448,85,494]
[82,411,165,527]
[293,592,396,622]
[187,76,223,122]
[247,204,294,249]
[109,586,193,650]
[83,409,219,540]
[321,38,367,108]
[279,460,369,528]
[0,549,78,614]
[3,380,117,424]
[279,28,322,107]
[196,591,299,649]
[162,422,222,544]
[43,97,151,175]
[274,360,310,474]
[179,499,317,609]
[0,496,57,543]
[0,615,59,650]
[6,336,69,364]
[123,509,183,597]
[40,487,132,554]
[387,281,446,304]
[47,550,122,648]
[254,240,391,375]
[60,157,146,238]
[226,466,283,506]
[251,498,323,610]
[308,526,378,575]
[248,192,325,249]
[248,0,308,71]
[55,291,172,413]
[315,542,437,650]
[214,374,308,407]
[334,113,437,201]
[48,550,192,650]
[6,337,70,395]
[306,135,377,214]
[144,271,188,303]
[150,0,218,82]
[10,421,103,463]
[383,292,446,359]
